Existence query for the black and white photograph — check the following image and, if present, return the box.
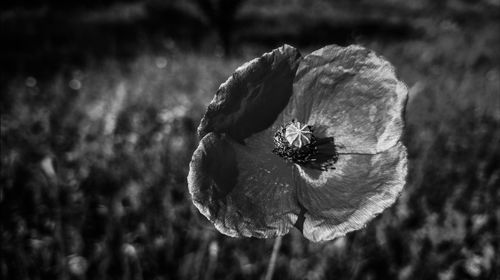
[1,0,499,279]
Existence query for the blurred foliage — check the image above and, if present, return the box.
[0,0,141,10]
[1,0,500,279]
[2,0,499,82]
[191,0,246,55]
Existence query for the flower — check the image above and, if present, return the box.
[188,44,408,242]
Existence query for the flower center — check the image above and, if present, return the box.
[272,120,339,171]
[285,121,312,148]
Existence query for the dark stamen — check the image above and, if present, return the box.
[272,121,339,171]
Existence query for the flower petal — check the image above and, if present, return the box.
[289,45,408,154]
[294,142,407,242]
[198,45,301,142]
[188,132,299,238]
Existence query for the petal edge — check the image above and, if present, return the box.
[296,141,407,242]
[188,132,300,238]
[198,45,302,142]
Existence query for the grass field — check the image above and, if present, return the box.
[1,1,500,279]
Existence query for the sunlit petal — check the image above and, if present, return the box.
[188,132,299,238]
[288,45,408,154]
[295,142,407,242]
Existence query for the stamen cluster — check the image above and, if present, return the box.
[272,120,339,171]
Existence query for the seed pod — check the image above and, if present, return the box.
[284,120,312,148]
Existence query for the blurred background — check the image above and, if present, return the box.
[1,0,499,279]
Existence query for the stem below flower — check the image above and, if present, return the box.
[263,235,282,280]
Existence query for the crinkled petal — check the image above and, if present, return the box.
[198,45,301,142]
[188,132,299,238]
[288,44,408,154]
[294,142,407,242]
